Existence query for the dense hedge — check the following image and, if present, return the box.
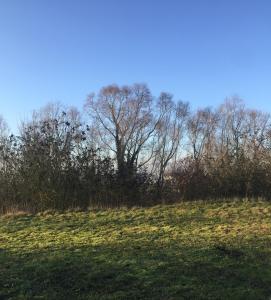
[1,85,271,212]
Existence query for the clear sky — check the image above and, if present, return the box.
[0,0,271,131]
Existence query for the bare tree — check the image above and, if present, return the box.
[0,115,8,139]
[85,84,157,182]
[154,92,189,195]
[187,107,217,168]
[0,115,10,172]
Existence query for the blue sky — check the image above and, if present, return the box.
[0,0,271,131]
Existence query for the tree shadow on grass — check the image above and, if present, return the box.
[0,240,271,300]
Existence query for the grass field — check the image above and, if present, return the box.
[0,200,271,300]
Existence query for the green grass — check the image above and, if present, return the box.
[0,200,271,299]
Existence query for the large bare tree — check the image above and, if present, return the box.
[85,84,157,181]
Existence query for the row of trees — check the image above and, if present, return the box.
[0,84,271,212]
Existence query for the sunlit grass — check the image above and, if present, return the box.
[0,200,271,299]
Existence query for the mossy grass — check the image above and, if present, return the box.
[0,199,271,299]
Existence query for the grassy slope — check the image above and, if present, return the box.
[0,200,271,300]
